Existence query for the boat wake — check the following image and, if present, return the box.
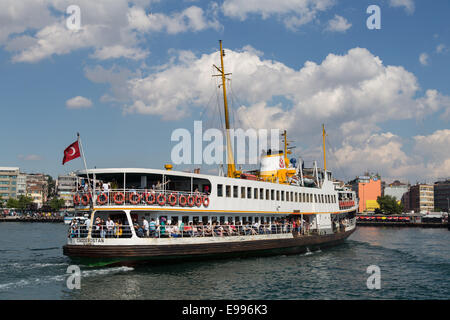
[0,266,134,292]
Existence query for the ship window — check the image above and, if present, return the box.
[226,185,231,197]
[271,189,275,200]
[314,194,317,203]
[202,216,208,224]
[247,187,252,199]
[296,193,299,202]
[193,216,200,224]
[171,216,179,225]
[260,188,264,200]
[228,216,233,224]
[233,186,238,198]
[248,217,253,223]
[266,189,270,200]
[281,191,284,201]
[211,216,218,224]
[255,217,259,223]
[276,190,280,201]
[217,184,223,197]
[235,216,240,224]
[241,187,246,198]
[242,217,247,224]
[321,195,324,203]
[219,216,225,224]
[254,188,258,199]
[182,216,189,224]
[291,192,294,202]
[286,192,289,201]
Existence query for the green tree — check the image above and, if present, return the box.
[46,175,56,199]
[6,198,19,208]
[49,197,65,211]
[0,195,3,208]
[17,196,34,210]
[376,195,404,215]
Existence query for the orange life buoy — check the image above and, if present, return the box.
[187,195,195,207]
[114,192,125,205]
[168,193,177,206]
[157,193,166,206]
[194,195,203,207]
[203,196,210,207]
[97,193,108,205]
[129,193,141,205]
[145,192,156,205]
[73,194,80,205]
[179,195,187,207]
[81,194,90,206]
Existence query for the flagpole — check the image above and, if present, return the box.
[77,133,95,240]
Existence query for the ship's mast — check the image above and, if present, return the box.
[322,124,327,171]
[214,40,237,178]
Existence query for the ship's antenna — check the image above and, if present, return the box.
[213,40,237,178]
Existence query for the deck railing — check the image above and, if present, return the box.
[68,223,305,239]
[73,189,210,208]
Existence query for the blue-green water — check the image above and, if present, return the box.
[0,223,449,299]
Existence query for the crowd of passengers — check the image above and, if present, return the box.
[69,215,353,238]
[133,217,309,238]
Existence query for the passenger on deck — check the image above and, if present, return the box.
[149,219,156,237]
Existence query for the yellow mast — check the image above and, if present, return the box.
[215,40,237,178]
[322,124,327,171]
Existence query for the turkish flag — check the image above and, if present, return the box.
[62,140,81,165]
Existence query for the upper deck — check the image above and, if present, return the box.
[73,168,358,215]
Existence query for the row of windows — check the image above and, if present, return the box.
[155,215,279,225]
[216,184,337,204]
[0,175,17,179]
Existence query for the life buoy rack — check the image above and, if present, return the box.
[187,195,195,207]
[157,193,166,206]
[194,195,203,207]
[81,194,90,206]
[202,196,210,207]
[73,194,80,206]
[179,194,187,207]
[129,193,141,205]
[114,192,125,205]
[168,193,177,206]
[145,192,156,205]
[97,193,108,205]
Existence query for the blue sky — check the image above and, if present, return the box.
[0,0,449,183]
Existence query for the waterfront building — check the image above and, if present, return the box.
[16,173,27,197]
[57,173,78,208]
[434,179,450,212]
[403,184,434,213]
[0,167,19,200]
[26,174,49,208]
[383,180,409,203]
[349,174,381,213]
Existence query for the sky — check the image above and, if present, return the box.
[0,0,449,184]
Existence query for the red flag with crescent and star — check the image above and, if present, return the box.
[62,140,81,165]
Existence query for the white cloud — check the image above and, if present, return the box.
[222,0,336,30]
[66,96,93,109]
[389,0,415,14]
[325,15,351,33]
[419,53,429,66]
[128,5,221,34]
[1,1,219,63]
[436,44,447,54]
[18,154,43,161]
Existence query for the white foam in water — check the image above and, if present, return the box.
[0,266,134,291]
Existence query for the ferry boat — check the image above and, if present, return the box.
[63,41,358,266]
